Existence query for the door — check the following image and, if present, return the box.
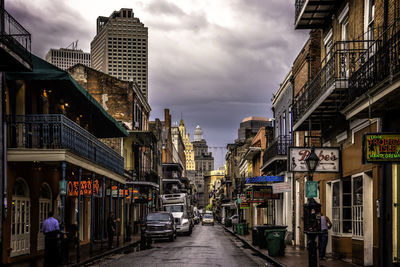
[295,180,300,245]
[11,178,31,258]
[37,183,52,250]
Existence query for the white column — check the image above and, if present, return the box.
[364,172,373,266]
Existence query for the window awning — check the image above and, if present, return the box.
[6,54,129,138]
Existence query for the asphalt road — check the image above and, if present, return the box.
[90,224,268,267]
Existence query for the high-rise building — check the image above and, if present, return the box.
[179,119,195,171]
[90,8,148,99]
[45,48,90,70]
[192,125,214,175]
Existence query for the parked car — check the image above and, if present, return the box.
[202,213,215,226]
[142,212,176,245]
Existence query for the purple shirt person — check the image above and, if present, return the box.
[42,212,60,234]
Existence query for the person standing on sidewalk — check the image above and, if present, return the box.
[42,211,60,266]
[107,212,120,249]
[319,213,332,260]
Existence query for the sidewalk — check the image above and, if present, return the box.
[222,225,357,267]
[5,234,141,267]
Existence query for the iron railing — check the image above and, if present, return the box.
[295,0,306,23]
[7,114,124,174]
[262,135,291,165]
[0,8,31,64]
[293,40,374,124]
[348,19,400,104]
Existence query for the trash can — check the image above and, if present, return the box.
[254,225,271,249]
[236,223,243,235]
[264,226,287,257]
[243,223,249,235]
[252,227,258,245]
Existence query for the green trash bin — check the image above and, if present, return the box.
[264,228,287,256]
[236,223,243,235]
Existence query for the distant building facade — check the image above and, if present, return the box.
[45,48,90,70]
[90,8,148,99]
[179,119,195,171]
[237,116,272,142]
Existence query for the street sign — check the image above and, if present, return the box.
[237,198,242,204]
[272,182,291,193]
[59,180,67,196]
[363,133,400,163]
[306,181,318,198]
[289,147,340,173]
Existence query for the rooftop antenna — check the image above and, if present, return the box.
[65,40,79,50]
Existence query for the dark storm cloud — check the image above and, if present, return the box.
[6,0,92,57]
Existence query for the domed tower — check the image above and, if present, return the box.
[194,125,203,141]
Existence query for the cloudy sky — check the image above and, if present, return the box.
[7,0,308,168]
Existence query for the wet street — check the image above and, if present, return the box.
[90,224,268,267]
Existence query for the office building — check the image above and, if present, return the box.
[90,8,148,99]
[45,48,90,70]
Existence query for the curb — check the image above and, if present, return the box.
[222,225,286,267]
[71,240,142,267]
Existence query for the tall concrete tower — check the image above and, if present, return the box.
[90,8,149,99]
[194,125,203,142]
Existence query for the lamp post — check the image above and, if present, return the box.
[304,147,321,267]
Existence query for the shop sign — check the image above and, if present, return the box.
[68,179,100,197]
[59,180,67,196]
[289,147,340,173]
[106,186,129,198]
[240,202,250,209]
[306,181,318,198]
[245,186,279,202]
[245,176,284,184]
[272,182,291,194]
[363,133,400,163]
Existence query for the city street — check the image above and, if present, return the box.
[89,225,268,267]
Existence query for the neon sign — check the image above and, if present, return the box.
[67,179,100,196]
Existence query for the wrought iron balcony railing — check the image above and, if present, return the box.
[7,114,124,175]
[293,40,374,126]
[1,8,31,65]
[262,135,291,165]
[348,19,400,104]
[295,0,306,22]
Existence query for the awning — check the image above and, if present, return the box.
[6,54,129,138]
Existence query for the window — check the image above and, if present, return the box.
[332,181,340,234]
[352,176,363,238]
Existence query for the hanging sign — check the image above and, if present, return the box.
[59,180,67,196]
[245,176,284,184]
[272,182,291,194]
[306,181,318,198]
[289,147,340,173]
[240,202,250,209]
[363,133,400,163]
[106,186,129,198]
[245,186,279,202]
[67,179,100,197]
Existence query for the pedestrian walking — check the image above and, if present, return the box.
[42,211,60,266]
[107,212,120,249]
[319,212,332,260]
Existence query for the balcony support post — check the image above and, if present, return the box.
[90,172,95,254]
[61,162,66,228]
[76,168,82,263]
[117,182,120,247]
[101,176,105,250]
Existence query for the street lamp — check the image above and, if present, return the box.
[304,147,321,267]
[305,147,320,180]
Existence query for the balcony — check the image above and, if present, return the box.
[295,0,336,29]
[0,8,32,71]
[7,114,124,175]
[261,136,291,174]
[344,19,400,119]
[293,40,373,131]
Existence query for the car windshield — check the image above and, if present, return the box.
[204,214,213,219]
[146,213,171,221]
[164,205,183,212]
